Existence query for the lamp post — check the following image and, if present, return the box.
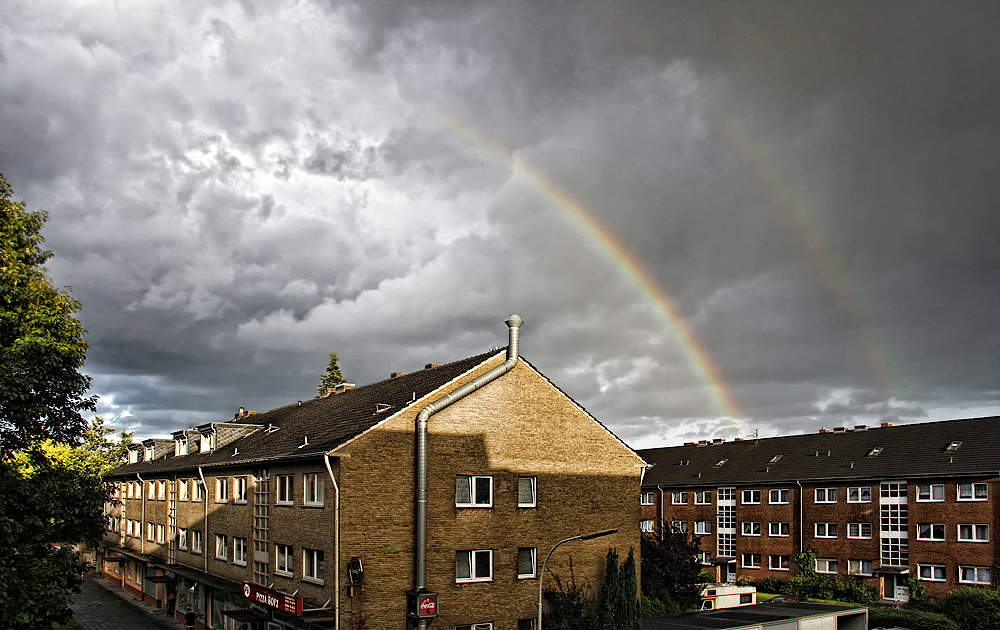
[537,529,618,630]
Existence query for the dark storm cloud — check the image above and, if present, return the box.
[2,0,997,445]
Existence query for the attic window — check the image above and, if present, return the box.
[174,438,187,457]
[715,459,728,467]
[946,441,963,451]
[768,455,783,463]
[375,403,392,413]
[867,447,883,457]
[144,446,154,460]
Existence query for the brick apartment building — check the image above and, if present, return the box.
[638,416,1000,603]
[101,316,646,630]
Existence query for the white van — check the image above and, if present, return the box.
[699,584,757,610]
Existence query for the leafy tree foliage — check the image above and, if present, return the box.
[543,549,640,630]
[317,350,346,395]
[0,174,110,629]
[640,523,702,609]
[938,586,1000,630]
[1,173,96,457]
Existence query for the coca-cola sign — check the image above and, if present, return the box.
[242,582,302,616]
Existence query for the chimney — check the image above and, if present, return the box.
[320,388,336,398]
[334,383,355,394]
[819,428,831,434]
[854,425,869,431]
[391,372,407,378]
[425,363,442,369]
[713,438,725,444]
[881,422,893,428]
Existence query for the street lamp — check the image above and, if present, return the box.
[537,529,618,630]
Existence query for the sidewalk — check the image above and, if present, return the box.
[84,573,187,629]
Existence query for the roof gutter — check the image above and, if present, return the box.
[411,315,522,629]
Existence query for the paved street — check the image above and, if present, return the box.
[70,576,183,630]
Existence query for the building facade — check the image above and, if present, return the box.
[639,417,1000,602]
[103,318,646,630]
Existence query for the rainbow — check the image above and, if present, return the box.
[698,94,900,399]
[404,90,745,424]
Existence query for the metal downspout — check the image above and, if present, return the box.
[198,466,208,572]
[137,474,145,555]
[657,484,664,540]
[795,479,803,558]
[413,315,522,629]
[324,455,341,630]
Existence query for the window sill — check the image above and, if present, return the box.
[517,575,537,580]
[455,504,493,509]
[770,568,790,572]
[517,504,537,509]
[455,578,493,584]
[215,557,228,561]
[302,577,324,585]
[303,503,325,508]
[234,500,247,505]
[274,570,293,578]
[276,501,294,507]
[919,578,946,582]
[215,500,229,504]
[233,561,247,567]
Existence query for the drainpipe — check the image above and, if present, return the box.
[137,474,146,555]
[198,466,208,572]
[323,455,341,630]
[657,484,664,540]
[412,315,522,629]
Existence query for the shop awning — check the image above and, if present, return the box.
[102,545,166,565]
[153,563,242,593]
[221,608,270,622]
[145,574,176,583]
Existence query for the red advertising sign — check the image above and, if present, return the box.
[419,596,437,616]
[243,582,303,616]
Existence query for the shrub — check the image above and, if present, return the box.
[938,586,1000,630]
[868,607,959,630]
[695,568,716,584]
[756,577,785,594]
[638,594,680,618]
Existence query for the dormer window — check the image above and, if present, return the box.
[128,448,139,464]
[175,438,187,457]
[144,446,154,460]
[199,431,215,453]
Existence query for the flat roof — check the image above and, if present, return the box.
[641,602,867,630]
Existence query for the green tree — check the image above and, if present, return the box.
[939,586,1000,630]
[619,548,641,629]
[1,173,96,456]
[317,350,346,395]
[0,173,104,629]
[640,523,702,609]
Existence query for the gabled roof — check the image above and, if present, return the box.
[107,348,500,477]
[640,416,1000,487]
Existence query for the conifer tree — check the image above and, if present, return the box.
[317,350,346,395]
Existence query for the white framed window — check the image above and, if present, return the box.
[456,549,493,582]
[816,558,839,574]
[303,473,324,506]
[457,624,493,630]
[671,520,688,534]
[158,480,166,500]
[156,524,165,543]
[848,487,871,503]
[193,480,205,502]
[126,482,134,499]
[815,522,838,538]
[848,523,873,539]
[275,544,293,576]
[916,483,945,502]
[518,477,537,508]
[769,488,790,504]
[958,524,989,542]
[769,555,790,571]
[302,548,324,583]
[694,491,712,505]
[640,491,655,505]
[215,534,228,559]
[126,519,133,536]
[147,482,156,500]
[147,522,155,541]
[741,553,761,569]
[815,487,838,503]
[179,479,189,501]
[234,476,248,503]
[178,528,188,550]
[769,522,790,537]
[919,564,946,582]
[200,431,214,453]
[672,491,688,505]
[741,522,761,536]
[216,477,229,503]
[456,475,492,508]
[518,547,537,579]
[276,475,293,505]
[174,438,186,457]
[233,538,247,566]
[741,490,761,504]
[640,520,655,533]
[695,521,712,535]
[958,483,988,501]
[917,523,945,541]
[848,560,873,576]
[960,566,992,584]
[144,445,154,461]
[192,530,203,554]
[698,552,712,565]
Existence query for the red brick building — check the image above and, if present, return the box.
[102,317,646,630]
[638,417,1000,603]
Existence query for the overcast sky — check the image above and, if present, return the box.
[3,1,999,448]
